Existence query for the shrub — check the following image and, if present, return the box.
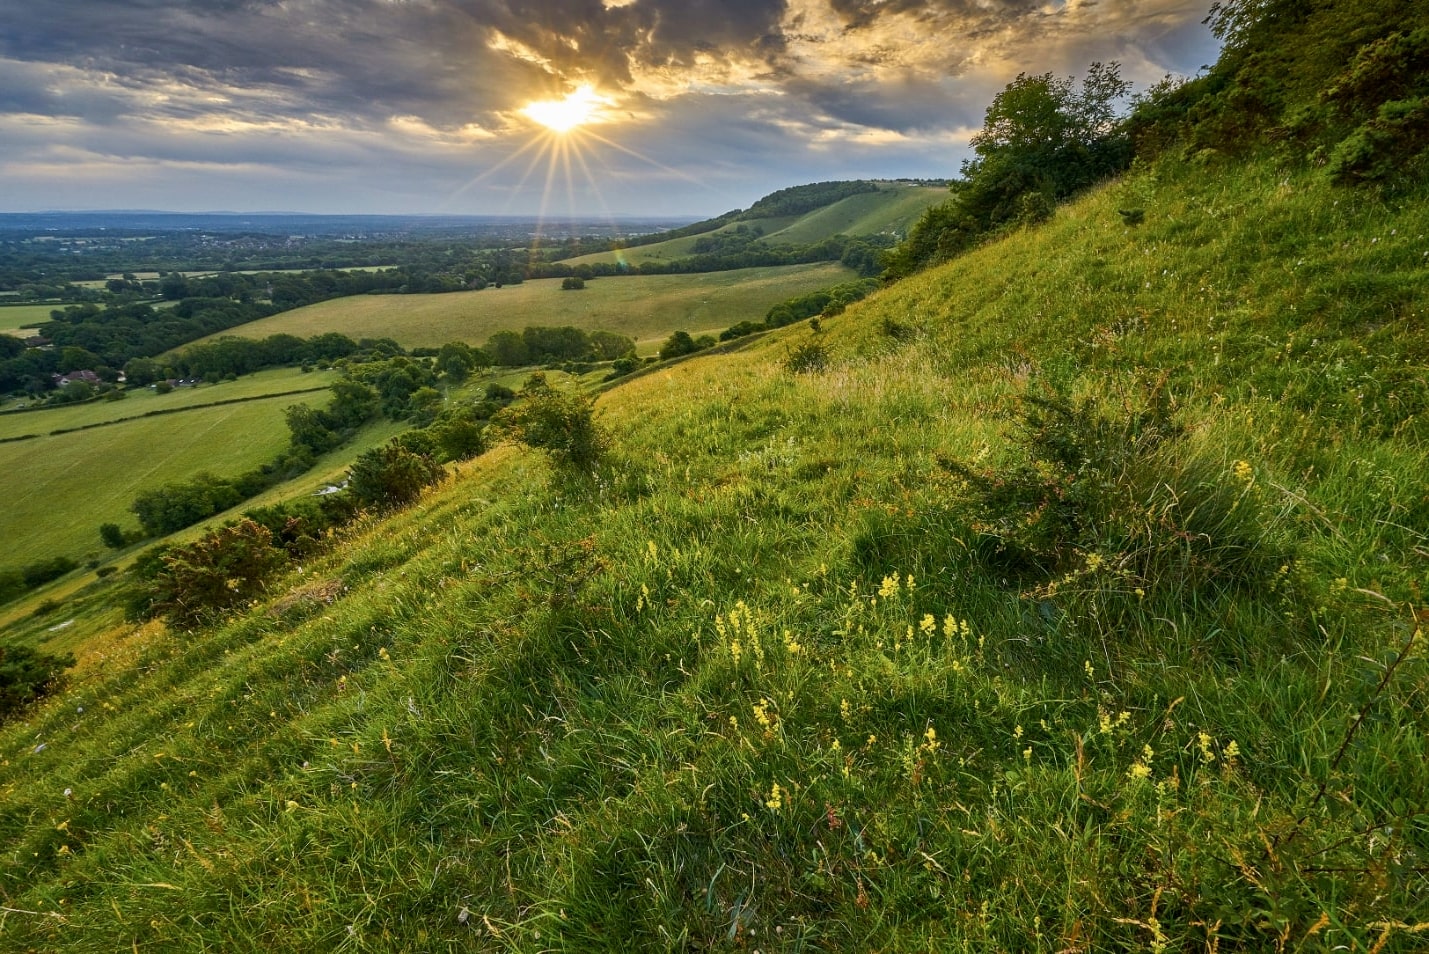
[942,380,1293,618]
[561,276,586,290]
[493,388,607,473]
[139,519,288,628]
[783,341,829,374]
[346,444,446,509]
[0,643,75,720]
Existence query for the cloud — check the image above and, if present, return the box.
[0,0,1217,213]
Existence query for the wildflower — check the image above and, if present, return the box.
[1127,762,1152,780]
[1224,740,1241,763]
[378,647,391,662]
[1013,724,1023,740]
[879,574,900,599]
[765,782,784,811]
[729,715,739,731]
[753,698,774,732]
[1232,459,1254,483]
[783,630,803,654]
[840,699,852,722]
[920,614,936,636]
[866,734,877,748]
[1197,731,1215,764]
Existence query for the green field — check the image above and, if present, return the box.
[0,387,334,568]
[0,304,58,336]
[0,368,336,440]
[189,264,853,351]
[566,183,948,267]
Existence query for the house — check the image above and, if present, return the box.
[53,370,101,387]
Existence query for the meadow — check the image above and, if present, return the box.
[0,303,57,336]
[0,370,343,569]
[0,368,336,439]
[188,264,853,351]
[1,149,1425,951]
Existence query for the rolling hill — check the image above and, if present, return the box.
[564,181,948,267]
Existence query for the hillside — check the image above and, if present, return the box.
[188,264,853,352]
[564,182,947,267]
[2,143,1426,949]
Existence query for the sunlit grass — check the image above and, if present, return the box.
[2,153,1426,951]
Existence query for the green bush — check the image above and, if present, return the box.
[138,519,289,628]
[493,388,607,473]
[346,443,447,509]
[783,340,829,374]
[0,643,75,720]
[943,381,1293,614]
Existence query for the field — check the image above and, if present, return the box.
[188,264,853,351]
[0,368,336,438]
[0,371,340,568]
[0,303,58,336]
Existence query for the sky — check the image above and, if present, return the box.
[0,0,1221,218]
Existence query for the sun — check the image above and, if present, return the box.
[522,85,610,133]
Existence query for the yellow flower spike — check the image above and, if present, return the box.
[378,647,391,662]
[944,615,958,638]
[1232,459,1254,483]
[1224,740,1241,763]
[879,575,899,598]
[906,574,915,591]
[1013,725,1023,740]
[765,782,784,811]
[840,699,852,722]
[920,614,936,636]
[1127,762,1152,780]
[1023,746,1033,762]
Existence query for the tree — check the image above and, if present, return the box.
[100,522,127,550]
[659,330,700,361]
[561,276,586,290]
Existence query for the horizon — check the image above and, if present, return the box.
[0,0,1220,218]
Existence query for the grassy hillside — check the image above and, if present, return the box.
[188,265,852,352]
[566,183,947,267]
[1,149,1425,951]
[760,185,949,244]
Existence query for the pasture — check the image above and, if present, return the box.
[0,389,331,569]
[0,368,336,441]
[187,264,853,351]
[0,304,58,336]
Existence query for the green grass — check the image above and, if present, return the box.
[0,391,329,568]
[2,154,1427,952]
[188,264,853,351]
[0,368,337,440]
[0,304,58,336]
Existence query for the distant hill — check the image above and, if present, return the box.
[564,181,949,268]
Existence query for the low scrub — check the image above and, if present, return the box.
[943,380,1295,625]
[0,644,75,719]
